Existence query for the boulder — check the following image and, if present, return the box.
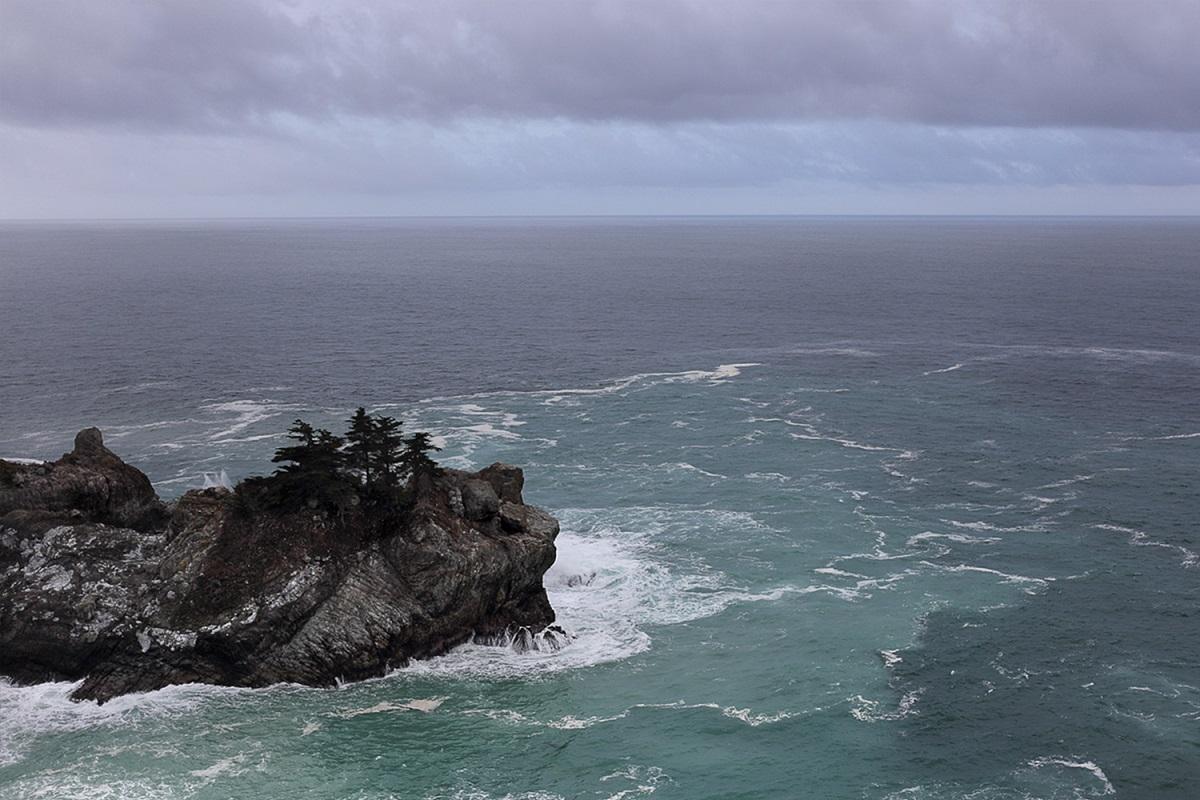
[478,463,525,504]
[461,478,500,520]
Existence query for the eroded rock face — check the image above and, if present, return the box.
[0,433,559,703]
[0,428,166,530]
[478,463,524,504]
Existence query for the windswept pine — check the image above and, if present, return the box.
[233,410,442,515]
[344,407,407,490]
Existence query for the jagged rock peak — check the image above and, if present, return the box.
[72,426,107,457]
[0,428,165,530]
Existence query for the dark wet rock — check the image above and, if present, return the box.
[461,478,500,520]
[478,463,525,504]
[0,428,166,530]
[498,501,559,539]
[0,431,559,703]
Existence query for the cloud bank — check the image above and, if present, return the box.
[1,0,1198,216]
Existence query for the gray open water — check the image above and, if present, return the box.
[1,218,1197,798]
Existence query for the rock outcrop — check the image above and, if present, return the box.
[0,427,166,530]
[0,430,561,702]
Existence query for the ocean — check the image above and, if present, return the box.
[0,217,1197,799]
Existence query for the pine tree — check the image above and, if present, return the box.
[310,428,345,476]
[271,419,319,473]
[400,431,441,481]
[265,419,350,510]
[371,415,406,487]
[344,407,375,486]
[235,411,442,515]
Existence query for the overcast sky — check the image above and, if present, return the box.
[2,0,1198,217]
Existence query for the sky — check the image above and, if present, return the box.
[1,0,1198,218]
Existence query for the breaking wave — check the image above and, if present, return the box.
[397,499,814,680]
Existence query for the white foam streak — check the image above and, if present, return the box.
[189,753,248,779]
[202,399,296,441]
[460,423,522,440]
[850,689,923,722]
[745,471,791,484]
[670,462,727,480]
[329,697,445,718]
[815,567,870,579]
[1093,524,1198,567]
[1026,756,1115,795]
[435,790,564,800]
[920,561,1049,593]
[1034,474,1095,490]
[419,363,762,408]
[465,700,799,731]
[945,519,1043,534]
[976,343,1200,365]
[922,363,965,375]
[789,346,879,357]
[207,432,281,444]
[789,431,917,460]
[907,531,1001,546]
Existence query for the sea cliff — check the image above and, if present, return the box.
[0,429,561,702]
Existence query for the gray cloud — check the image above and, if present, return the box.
[3,1,1198,217]
[3,0,1199,133]
[4,119,1197,204]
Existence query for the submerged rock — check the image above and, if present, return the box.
[0,431,559,702]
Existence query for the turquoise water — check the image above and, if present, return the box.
[1,219,1197,798]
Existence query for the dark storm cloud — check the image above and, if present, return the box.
[3,0,1198,133]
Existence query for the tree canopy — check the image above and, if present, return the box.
[234,409,442,514]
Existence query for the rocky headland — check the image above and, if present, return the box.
[0,429,561,702]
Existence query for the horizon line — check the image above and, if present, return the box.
[3,212,1199,224]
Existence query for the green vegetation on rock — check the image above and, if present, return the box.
[234,408,442,514]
